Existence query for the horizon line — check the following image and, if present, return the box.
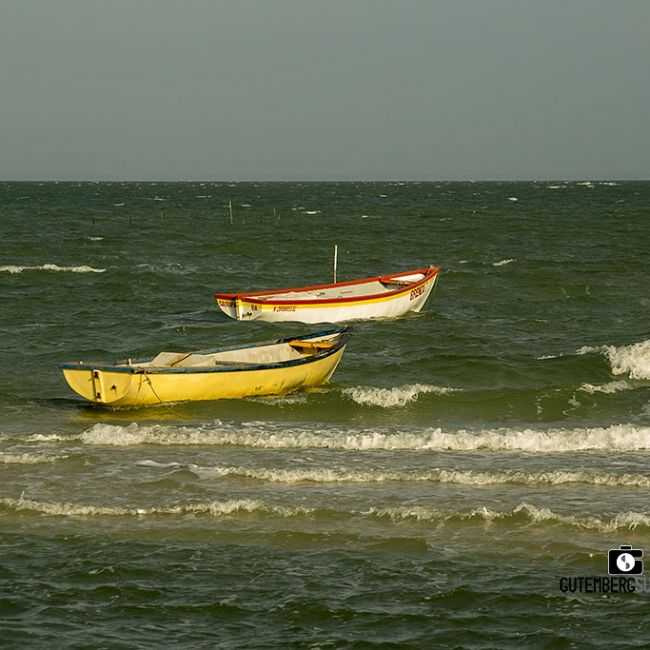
[1,177,649,183]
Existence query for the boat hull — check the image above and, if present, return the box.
[215,267,439,324]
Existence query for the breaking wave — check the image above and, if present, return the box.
[0,452,69,464]
[578,339,650,380]
[156,463,650,488]
[342,384,457,408]
[578,381,632,395]
[0,264,105,274]
[366,503,650,532]
[78,421,650,452]
[2,497,649,533]
[25,434,74,443]
[492,258,515,267]
[0,497,312,518]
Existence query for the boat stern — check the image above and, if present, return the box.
[215,293,238,320]
[61,365,133,405]
[214,294,261,321]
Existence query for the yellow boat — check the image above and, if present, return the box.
[60,327,349,407]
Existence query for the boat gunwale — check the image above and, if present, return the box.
[214,265,440,306]
[59,327,350,375]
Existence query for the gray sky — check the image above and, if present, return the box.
[1,0,649,180]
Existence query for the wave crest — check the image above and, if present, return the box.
[578,380,632,394]
[579,339,650,380]
[0,264,105,274]
[174,464,650,488]
[342,384,456,408]
[0,496,312,518]
[4,497,649,533]
[366,502,650,532]
[79,422,650,453]
[0,452,69,464]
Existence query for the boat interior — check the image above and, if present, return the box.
[131,335,341,370]
[251,272,426,302]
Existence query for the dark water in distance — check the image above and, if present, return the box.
[1,181,650,648]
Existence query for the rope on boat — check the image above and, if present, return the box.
[144,375,163,404]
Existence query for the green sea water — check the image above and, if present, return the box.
[1,181,650,648]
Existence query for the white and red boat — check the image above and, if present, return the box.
[214,265,441,324]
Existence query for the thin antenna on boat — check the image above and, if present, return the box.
[228,200,233,224]
[333,244,338,283]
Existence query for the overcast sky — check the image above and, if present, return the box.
[1,1,649,180]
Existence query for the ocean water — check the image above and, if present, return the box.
[1,181,649,648]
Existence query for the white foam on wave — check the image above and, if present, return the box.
[577,345,601,355]
[0,452,68,465]
[342,384,457,408]
[0,264,105,274]
[25,434,75,443]
[0,496,312,518]
[367,502,650,532]
[579,380,632,395]
[492,258,515,267]
[136,459,183,469]
[606,340,650,380]
[87,236,104,241]
[181,464,650,488]
[5,495,649,533]
[79,421,650,453]
[246,393,309,407]
[579,339,650,380]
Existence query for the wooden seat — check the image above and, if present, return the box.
[149,352,193,367]
[288,339,335,352]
